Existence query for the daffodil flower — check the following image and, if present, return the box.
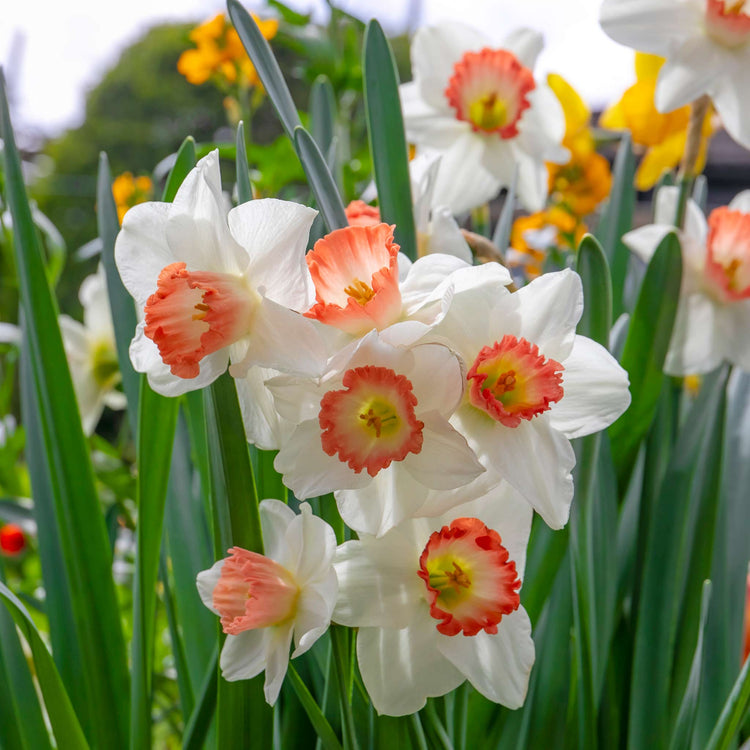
[429,268,631,528]
[270,329,489,537]
[333,487,534,716]
[115,150,326,397]
[600,52,714,190]
[197,500,338,705]
[624,187,750,374]
[59,265,125,435]
[600,0,750,150]
[400,22,567,214]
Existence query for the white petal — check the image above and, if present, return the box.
[516,86,567,162]
[196,559,224,615]
[729,190,750,213]
[403,412,485,490]
[411,22,489,112]
[406,343,465,415]
[235,366,295,450]
[220,629,270,682]
[713,67,750,151]
[431,133,502,215]
[80,266,115,339]
[231,297,328,379]
[513,269,583,361]
[356,608,465,716]
[425,209,473,262]
[292,573,337,657]
[655,36,726,113]
[262,623,295,705]
[512,146,549,213]
[400,89,468,151]
[599,0,704,56]
[274,420,371,499]
[399,252,470,315]
[259,499,296,561]
[115,201,172,308]
[549,336,631,439]
[333,536,425,628]
[436,607,534,708]
[623,225,675,265]
[283,504,337,582]
[503,28,543,69]
[129,322,227,396]
[228,198,318,310]
[663,292,725,375]
[722,300,750,371]
[168,150,250,275]
[458,407,575,529]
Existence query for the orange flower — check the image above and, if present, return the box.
[510,207,585,278]
[546,74,612,218]
[177,13,278,89]
[112,173,153,224]
[600,53,714,190]
[0,524,25,556]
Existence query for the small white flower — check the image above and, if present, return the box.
[197,500,338,705]
[59,265,126,434]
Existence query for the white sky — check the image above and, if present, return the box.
[1,0,636,139]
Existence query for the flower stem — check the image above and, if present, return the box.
[331,625,360,750]
[675,95,711,228]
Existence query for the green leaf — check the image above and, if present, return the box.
[227,0,302,140]
[183,646,219,750]
[627,368,728,749]
[287,665,344,750]
[669,580,711,750]
[236,121,253,205]
[0,582,88,750]
[609,232,682,490]
[0,569,51,750]
[294,126,348,232]
[162,136,197,202]
[203,373,271,748]
[575,234,612,347]
[96,152,140,434]
[1,69,129,749]
[705,651,750,750]
[129,380,179,750]
[362,20,417,261]
[311,75,336,158]
[594,132,636,319]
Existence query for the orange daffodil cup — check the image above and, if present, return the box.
[624,188,750,374]
[600,0,750,149]
[114,151,327,397]
[399,22,568,214]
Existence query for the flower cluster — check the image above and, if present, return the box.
[115,148,630,712]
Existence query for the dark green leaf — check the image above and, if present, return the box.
[227,0,302,140]
[236,121,253,205]
[2,70,129,749]
[705,652,750,750]
[492,168,518,253]
[0,583,88,750]
[162,136,197,202]
[575,234,612,347]
[609,232,682,490]
[362,20,417,260]
[294,126,348,232]
[287,664,344,750]
[311,75,336,158]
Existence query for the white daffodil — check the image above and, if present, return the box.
[333,486,535,716]
[600,0,750,150]
[114,150,326,397]
[400,22,567,214]
[197,500,338,705]
[270,329,490,537]
[428,268,631,529]
[624,186,750,374]
[59,265,126,435]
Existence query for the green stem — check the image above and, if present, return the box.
[422,700,454,750]
[287,664,344,750]
[330,626,360,750]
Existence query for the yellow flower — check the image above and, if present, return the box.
[112,173,153,225]
[600,53,714,190]
[509,207,585,278]
[177,13,278,89]
[545,74,612,217]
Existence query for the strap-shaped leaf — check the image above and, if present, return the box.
[236,121,253,205]
[609,232,682,490]
[1,69,129,749]
[576,234,612,348]
[294,126,348,232]
[492,167,519,254]
[227,0,302,140]
[363,21,417,260]
[0,582,88,749]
